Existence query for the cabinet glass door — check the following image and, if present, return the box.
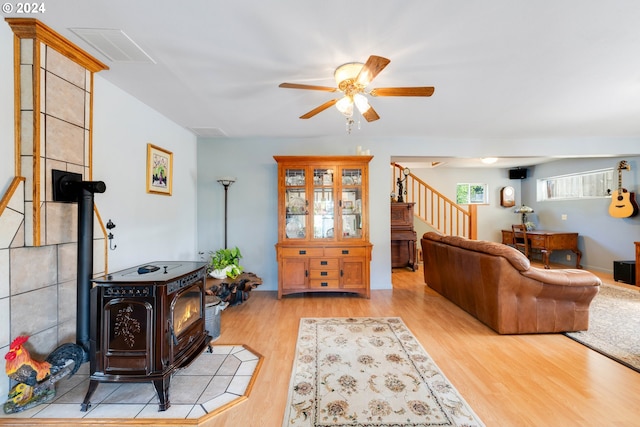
[340,167,363,239]
[285,168,307,240]
[312,167,335,239]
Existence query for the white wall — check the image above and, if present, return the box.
[196,137,393,291]
[92,77,199,272]
[521,156,640,272]
[197,136,640,292]
[408,166,523,242]
[410,156,640,272]
[0,23,199,401]
[0,25,198,272]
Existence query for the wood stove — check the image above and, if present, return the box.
[81,261,211,411]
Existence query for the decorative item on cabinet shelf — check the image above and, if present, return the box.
[207,246,244,279]
[286,218,305,238]
[286,175,305,186]
[287,196,306,214]
[343,200,354,213]
[356,146,371,155]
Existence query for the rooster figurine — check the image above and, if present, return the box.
[3,335,85,414]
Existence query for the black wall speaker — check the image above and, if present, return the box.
[509,168,528,179]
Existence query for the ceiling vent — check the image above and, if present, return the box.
[190,127,228,138]
[69,28,155,63]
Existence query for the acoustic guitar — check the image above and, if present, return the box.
[609,160,639,218]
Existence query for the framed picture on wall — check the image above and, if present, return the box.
[146,143,173,195]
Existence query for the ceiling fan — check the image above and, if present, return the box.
[279,55,434,124]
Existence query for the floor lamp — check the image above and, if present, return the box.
[217,176,236,248]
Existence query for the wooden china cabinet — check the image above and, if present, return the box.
[274,155,373,299]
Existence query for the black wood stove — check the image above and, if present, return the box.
[81,261,211,411]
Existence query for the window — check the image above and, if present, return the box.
[456,183,488,204]
[536,168,614,201]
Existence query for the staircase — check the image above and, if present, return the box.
[391,163,477,239]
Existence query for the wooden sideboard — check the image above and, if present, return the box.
[501,229,581,269]
[391,202,417,271]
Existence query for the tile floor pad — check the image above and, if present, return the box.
[0,345,262,423]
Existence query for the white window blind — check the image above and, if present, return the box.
[536,168,614,201]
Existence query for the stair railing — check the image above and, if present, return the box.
[391,163,477,239]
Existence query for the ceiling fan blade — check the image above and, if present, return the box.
[361,105,380,122]
[279,83,337,92]
[300,99,339,119]
[356,55,391,86]
[370,87,435,97]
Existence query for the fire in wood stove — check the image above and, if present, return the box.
[174,288,202,336]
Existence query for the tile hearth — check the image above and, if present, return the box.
[0,345,262,423]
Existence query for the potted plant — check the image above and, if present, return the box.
[209,246,243,279]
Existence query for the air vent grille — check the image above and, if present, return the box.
[190,128,227,138]
[69,28,155,63]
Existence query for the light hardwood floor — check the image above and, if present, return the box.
[209,264,640,427]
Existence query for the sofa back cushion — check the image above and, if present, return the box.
[423,232,530,271]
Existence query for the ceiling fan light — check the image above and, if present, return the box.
[334,62,364,86]
[353,93,371,113]
[336,96,354,117]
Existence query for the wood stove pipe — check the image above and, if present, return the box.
[52,170,106,360]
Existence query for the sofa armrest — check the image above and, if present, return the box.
[520,267,601,287]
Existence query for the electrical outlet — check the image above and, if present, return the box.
[566,254,571,261]
[561,214,567,220]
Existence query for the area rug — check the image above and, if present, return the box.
[565,283,640,373]
[282,317,484,427]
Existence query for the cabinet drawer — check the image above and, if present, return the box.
[309,269,339,279]
[279,247,324,257]
[529,236,546,248]
[324,247,366,257]
[310,259,339,269]
[310,279,339,289]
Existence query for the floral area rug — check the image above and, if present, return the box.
[282,317,485,427]
[565,283,640,373]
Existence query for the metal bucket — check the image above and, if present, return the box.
[205,297,228,341]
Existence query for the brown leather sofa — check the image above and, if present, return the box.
[421,232,601,334]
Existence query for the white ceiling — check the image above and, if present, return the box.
[391,156,555,169]
[11,0,640,143]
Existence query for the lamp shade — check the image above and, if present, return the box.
[334,62,363,86]
[353,93,371,113]
[336,96,354,117]
[514,204,534,225]
[514,205,534,214]
[217,176,236,186]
